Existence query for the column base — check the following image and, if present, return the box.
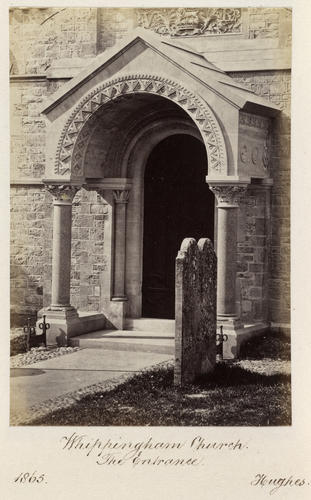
[106,300,128,330]
[36,308,107,347]
[36,308,80,347]
[217,315,243,330]
[217,320,269,359]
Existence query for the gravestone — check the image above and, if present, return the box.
[174,238,217,386]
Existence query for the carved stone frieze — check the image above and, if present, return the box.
[209,184,248,207]
[136,8,242,37]
[113,190,130,204]
[239,112,270,131]
[45,184,80,203]
[55,74,227,178]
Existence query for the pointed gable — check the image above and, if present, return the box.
[41,28,279,118]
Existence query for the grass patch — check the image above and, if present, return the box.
[30,365,290,427]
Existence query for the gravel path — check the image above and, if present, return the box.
[10,346,82,368]
[235,358,291,376]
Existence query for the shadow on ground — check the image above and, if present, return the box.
[11,368,46,378]
[196,363,290,388]
[238,330,290,360]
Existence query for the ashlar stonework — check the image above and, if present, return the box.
[174,238,217,386]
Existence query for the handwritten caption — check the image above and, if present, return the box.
[14,472,47,484]
[250,473,310,496]
[60,432,248,467]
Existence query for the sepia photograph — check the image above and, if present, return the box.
[9,5,291,428]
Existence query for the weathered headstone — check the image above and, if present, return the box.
[174,238,217,386]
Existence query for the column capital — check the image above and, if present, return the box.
[113,189,130,204]
[209,183,248,207]
[45,183,81,204]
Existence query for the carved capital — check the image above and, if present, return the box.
[209,184,248,207]
[45,184,80,204]
[113,190,130,204]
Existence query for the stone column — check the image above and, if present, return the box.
[112,190,130,300]
[209,183,248,325]
[40,183,81,346]
[109,190,130,329]
[48,184,78,308]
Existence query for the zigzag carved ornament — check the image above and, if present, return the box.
[55,74,227,177]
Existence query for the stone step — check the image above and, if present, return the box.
[124,318,175,334]
[69,329,174,355]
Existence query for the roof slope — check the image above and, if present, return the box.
[41,28,279,116]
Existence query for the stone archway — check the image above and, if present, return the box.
[42,77,227,340]
[54,74,228,180]
[123,117,206,320]
[41,74,250,346]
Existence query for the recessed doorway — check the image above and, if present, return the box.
[142,134,215,319]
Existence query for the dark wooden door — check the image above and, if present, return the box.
[142,134,214,319]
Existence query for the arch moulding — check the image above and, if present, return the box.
[122,117,211,319]
[54,74,228,179]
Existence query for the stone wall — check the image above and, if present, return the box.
[9,8,291,330]
[229,70,291,328]
[11,80,47,179]
[10,7,291,76]
[174,238,216,386]
[71,189,109,312]
[237,186,270,323]
[248,7,291,42]
[10,8,97,75]
[10,184,110,323]
[10,79,67,180]
[10,185,51,325]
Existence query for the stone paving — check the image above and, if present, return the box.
[10,346,173,426]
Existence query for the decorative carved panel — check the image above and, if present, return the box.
[238,112,271,177]
[136,8,242,37]
[239,112,270,130]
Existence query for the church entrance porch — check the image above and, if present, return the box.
[38,30,279,357]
